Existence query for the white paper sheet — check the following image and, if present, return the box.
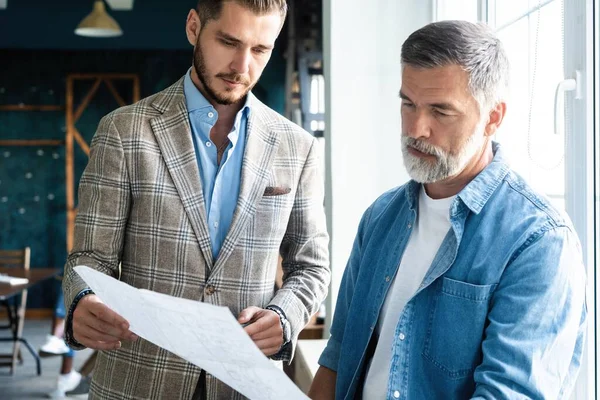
[74,266,309,400]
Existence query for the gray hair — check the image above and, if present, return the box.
[401,20,509,112]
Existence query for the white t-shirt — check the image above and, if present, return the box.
[362,185,454,399]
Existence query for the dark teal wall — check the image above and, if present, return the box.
[0,45,286,308]
[0,0,198,49]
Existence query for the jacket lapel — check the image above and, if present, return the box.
[149,79,214,269]
[211,102,281,274]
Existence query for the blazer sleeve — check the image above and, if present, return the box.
[62,114,131,337]
[269,137,331,361]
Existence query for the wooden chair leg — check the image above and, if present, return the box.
[11,289,27,374]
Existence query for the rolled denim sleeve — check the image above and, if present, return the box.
[318,205,373,372]
[472,225,587,399]
[318,335,343,372]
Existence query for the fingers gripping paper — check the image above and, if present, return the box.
[74,266,309,400]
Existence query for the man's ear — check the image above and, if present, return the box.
[185,9,201,46]
[484,101,507,137]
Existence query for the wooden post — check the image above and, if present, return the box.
[65,77,75,252]
[65,74,140,253]
[133,76,141,103]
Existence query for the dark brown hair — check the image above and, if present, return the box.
[196,0,287,28]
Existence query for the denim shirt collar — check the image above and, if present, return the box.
[405,142,510,215]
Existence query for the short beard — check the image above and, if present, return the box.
[193,38,253,105]
[401,125,485,183]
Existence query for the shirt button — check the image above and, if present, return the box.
[213,221,219,228]
[208,112,214,118]
[399,333,405,340]
[393,390,400,398]
[205,141,212,147]
[385,276,391,282]
[407,224,412,229]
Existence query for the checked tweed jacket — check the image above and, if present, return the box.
[62,77,330,399]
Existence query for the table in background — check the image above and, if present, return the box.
[0,267,61,375]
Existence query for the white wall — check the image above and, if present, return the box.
[323,1,433,332]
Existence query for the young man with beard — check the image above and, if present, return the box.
[309,21,586,400]
[61,1,330,398]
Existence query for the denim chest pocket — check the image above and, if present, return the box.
[422,277,497,379]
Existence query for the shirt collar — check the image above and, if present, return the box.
[457,141,510,214]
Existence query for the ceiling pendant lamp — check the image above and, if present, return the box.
[75,0,123,38]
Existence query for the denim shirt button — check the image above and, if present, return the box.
[398,332,405,341]
[407,224,412,229]
[393,390,400,398]
[385,276,390,282]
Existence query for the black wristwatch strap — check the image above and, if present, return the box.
[266,305,291,345]
[65,288,95,348]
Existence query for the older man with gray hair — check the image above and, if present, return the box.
[309,20,586,400]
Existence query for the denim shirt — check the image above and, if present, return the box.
[319,143,587,400]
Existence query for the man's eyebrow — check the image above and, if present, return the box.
[399,91,459,112]
[429,102,459,111]
[399,91,411,101]
[216,30,273,50]
[254,44,273,51]
[216,30,242,44]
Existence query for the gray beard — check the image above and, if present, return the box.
[401,130,484,183]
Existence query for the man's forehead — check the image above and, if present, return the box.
[401,65,471,99]
[209,2,283,26]
[402,64,468,84]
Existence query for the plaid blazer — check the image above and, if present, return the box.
[63,77,330,399]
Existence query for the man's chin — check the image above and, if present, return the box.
[403,154,435,170]
[213,94,243,105]
[213,90,248,105]
[404,160,445,183]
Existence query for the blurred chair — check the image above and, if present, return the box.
[0,247,31,373]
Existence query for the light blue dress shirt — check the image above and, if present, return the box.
[183,70,251,260]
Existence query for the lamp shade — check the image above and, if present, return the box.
[75,0,123,38]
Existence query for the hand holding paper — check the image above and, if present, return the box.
[239,306,284,356]
[74,266,309,400]
[72,294,138,351]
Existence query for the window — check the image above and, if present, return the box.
[492,0,567,210]
[434,0,479,21]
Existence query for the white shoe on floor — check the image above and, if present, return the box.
[39,334,70,356]
[47,371,82,399]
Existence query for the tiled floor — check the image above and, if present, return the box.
[0,319,93,399]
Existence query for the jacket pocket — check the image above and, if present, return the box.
[422,277,497,379]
